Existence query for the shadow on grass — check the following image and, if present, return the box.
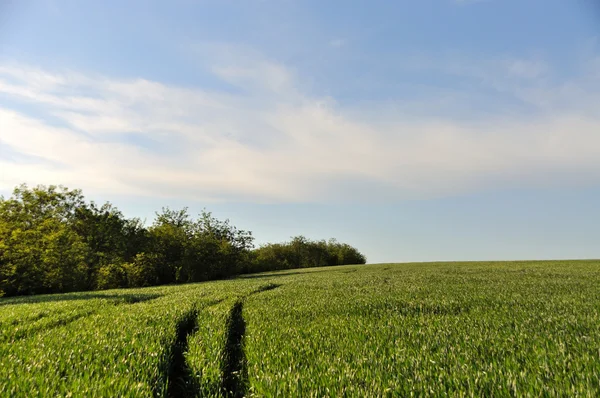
[166,307,200,398]
[250,283,282,295]
[221,300,248,398]
[235,267,336,280]
[0,292,162,306]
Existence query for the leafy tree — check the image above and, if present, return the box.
[124,252,164,287]
[251,243,295,272]
[73,202,129,288]
[146,207,192,285]
[96,262,128,290]
[189,210,254,279]
[251,237,366,272]
[145,208,254,284]
[1,184,85,225]
[0,183,366,297]
[0,186,89,295]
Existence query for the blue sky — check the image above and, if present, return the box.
[1,0,599,262]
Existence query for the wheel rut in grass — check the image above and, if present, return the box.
[120,293,162,304]
[163,284,281,397]
[7,312,93,342]
[221,283,282,398]
[7,297,161,343]
[166,307,200,398]
[251,283,282,295]
[221,300,248,398]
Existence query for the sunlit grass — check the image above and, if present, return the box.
[1,260,599,396]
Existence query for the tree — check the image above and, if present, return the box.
[0,184,150,294]
[0,183,366,297]
[190,210,254,279]
[251,237,367,272]
[73,202,130,288]
[146,208,190,285]
[0,185,90,295]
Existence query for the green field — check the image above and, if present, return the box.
[1,260,599,397]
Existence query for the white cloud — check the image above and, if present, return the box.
[329,39,346,48]
[506,59,548,79]
[0,51,599,203]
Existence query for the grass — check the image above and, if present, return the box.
[1,260,599,396]
[186,298,235,397]
[1,286,202,396]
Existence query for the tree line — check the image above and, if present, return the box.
[0,184,366,297]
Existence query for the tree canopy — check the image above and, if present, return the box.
[0,184,366,296]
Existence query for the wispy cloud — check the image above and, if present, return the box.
[329,38,347,48]
[0,48,599,203]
